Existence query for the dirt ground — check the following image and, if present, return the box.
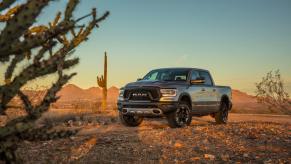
[17,112,291,163]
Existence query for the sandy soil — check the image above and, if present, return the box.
[17,113,291,163]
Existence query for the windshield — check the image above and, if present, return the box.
[142,69,190,81]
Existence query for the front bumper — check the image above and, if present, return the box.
[117,101,178,116]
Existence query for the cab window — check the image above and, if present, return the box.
[190,70,200,80]
[146,71,158,80]
[199,71,213,86]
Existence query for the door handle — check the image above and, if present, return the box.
[201,88,205,91]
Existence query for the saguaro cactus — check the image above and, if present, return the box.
[97,52,108,110]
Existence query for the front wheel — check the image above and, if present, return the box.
[119,112,143,127]
[215,102,229,124]
[166,102,192,128]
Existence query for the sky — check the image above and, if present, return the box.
[1,0,291,94]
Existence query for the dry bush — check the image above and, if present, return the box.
[255,70,291,114]
[39,109,94,127]
[38,108,118,127]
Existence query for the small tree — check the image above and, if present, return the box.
[0,0,109,162]
[255,70,290,113]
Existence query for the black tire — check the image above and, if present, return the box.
[166,102,192,128]
[215,101,229,124]
[119,111,143,127]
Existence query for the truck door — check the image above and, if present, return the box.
[188,70,206,111]
[198,71,220,112]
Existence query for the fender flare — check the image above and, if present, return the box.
[178,92,192,107]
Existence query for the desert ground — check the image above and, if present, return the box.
[15,109,291,163]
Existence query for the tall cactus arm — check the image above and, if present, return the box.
[104,52,107,88]
[97,75,106,88]
[97,51,108,88]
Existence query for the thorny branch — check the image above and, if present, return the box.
[0,0,109,162]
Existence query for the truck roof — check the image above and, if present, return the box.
[153,67,209,72]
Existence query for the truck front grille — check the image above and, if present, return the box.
[124,87,160,101]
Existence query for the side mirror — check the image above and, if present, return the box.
[190,77,205,84]
[137,78,142,81]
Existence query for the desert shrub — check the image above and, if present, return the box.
[255,70,290,114]
[39,109,93,127]
[0,0,109,162]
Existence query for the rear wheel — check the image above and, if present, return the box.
[166,102,192,128]
[119,112,143,127]
[215,102,229,124]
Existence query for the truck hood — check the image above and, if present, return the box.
[125,80,188,88]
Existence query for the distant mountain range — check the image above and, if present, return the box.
[55,84,275,114]
[57,84,119,102]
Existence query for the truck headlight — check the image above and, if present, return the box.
[119,88,124,98]
[160,89,177,97]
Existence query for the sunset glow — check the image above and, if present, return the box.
[1,0,290,94]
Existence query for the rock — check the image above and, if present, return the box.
[263,159,272,164]
[204,154,215,160]
[23,140,31,144]
[77,121,82,126]
[174,142,183,148]
[221,154,230,161]
[67,120,73,127]
[73,121,82,126]
[102,121,108,125]
[70,136,76,140]
[243,153,249,158]
[191,157,200,161]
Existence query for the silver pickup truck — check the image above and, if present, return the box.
[117,68,232,128]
